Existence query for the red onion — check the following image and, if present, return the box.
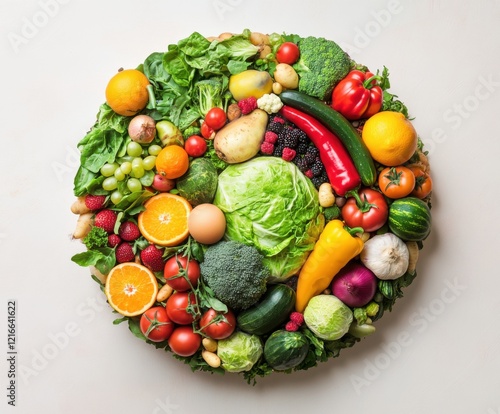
[331,261,377,308]
[128,114,156,144]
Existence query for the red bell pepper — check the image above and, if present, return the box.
[331,70,383,121]
[280,105,361,196]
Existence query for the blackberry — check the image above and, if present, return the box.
[267,121,284,134]
[311,159,325,177]
[294,157,308,172]
[311,176,325,188]
[306,146,319,157]
[272,143,285,157]
[296,141,309,155]
[303,152,316,166]
[278,127,298,148]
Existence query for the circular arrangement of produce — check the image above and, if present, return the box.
[70,29,432,384]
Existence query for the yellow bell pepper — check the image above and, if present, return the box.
[295,220,364,313]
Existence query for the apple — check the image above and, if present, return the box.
[152,174,176,192]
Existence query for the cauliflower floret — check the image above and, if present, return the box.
[257,93,283,114]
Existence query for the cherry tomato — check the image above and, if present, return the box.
[378,166,416,199]
[139,306,175,342]
[164,255,200,292]
[342,188,388,232]
[204,107,227,131]
[168,326,202,357]
[166,291,199,325]
[276,42,300,65]
[200,122,214,139]
[410,166,433,199]
[184,135,207,157]
[199,308,236,340]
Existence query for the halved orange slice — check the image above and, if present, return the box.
[138,193,192,246]
[105,262,158,317]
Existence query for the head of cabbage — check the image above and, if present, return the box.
[214,157,324,281]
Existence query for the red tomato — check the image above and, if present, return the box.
[199,308,236,340]
[204,107,227,130]
[276,42,300,65]
[184,135,207,157]
[164,255,200,292]
[200,122,214,139]
[168,326,202,357]
[139,306,174,342]
[342,188,388,232]
[166,291,199,325]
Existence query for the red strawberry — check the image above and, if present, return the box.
[108,234,121,247]
[115,242,135,263]
[140,245,165,272]
[94,209,117,234]
[85,194,106,211]
[118,221,140,241]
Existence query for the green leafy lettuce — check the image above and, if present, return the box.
[214,157,324,281]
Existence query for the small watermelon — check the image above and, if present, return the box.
[176,158,218,206]
[388,197,431,241]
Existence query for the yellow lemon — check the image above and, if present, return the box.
[362,111,418,166]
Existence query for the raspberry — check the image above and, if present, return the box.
[272,115,285,124]
[260,141,275,155]
[285,321,299,332]
[304,169,314,179]
[290,312,304,326]
[237,97,257,114]
[264,131,278,144]
[281,147,296,162]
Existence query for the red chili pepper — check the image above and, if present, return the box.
[280,105,361,196]
[331,70,383,120]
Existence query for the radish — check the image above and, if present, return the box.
[128,114,156,144]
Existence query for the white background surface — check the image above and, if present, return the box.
[1,0,499,413]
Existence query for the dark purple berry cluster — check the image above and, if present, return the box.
[259,115,329,188]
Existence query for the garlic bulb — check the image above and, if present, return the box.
[360,233,409,280]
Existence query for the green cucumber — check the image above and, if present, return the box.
[263,330,309,371]
[388,197,431,241]
[237,284,296,336]
[280,89,377,186]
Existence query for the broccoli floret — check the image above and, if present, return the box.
[200,240,270,310]
[293,36,351,101]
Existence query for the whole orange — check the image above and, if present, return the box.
[155,145,189,179]
[105,69,150,117]
[362,111,418,166]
